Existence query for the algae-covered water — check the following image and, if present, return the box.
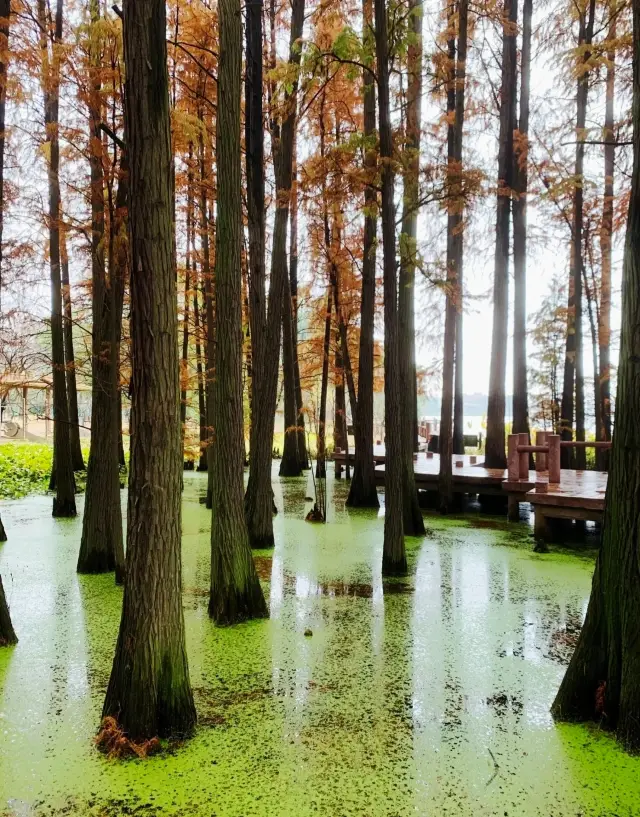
[0,468,639,817]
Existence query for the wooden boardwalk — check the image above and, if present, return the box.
[333,446,609,541]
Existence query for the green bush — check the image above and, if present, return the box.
[0,443,90,499]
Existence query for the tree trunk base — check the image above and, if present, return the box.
[0,516,6,542]
[209,577,269,625]
[403,486,426,536]
[249,532,275,550]
[279,456,302,477]
[53,497,77,518]
[77,549,116,575]
[0,575,17,646]
[382,553,408,577]
[345,484,379,508]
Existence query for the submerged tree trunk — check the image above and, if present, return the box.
[289,150,309,470]
[38,0,76,517]
[560,0,596,469]
[347,0,379,508]
[280,263,302,476]
[551,8,640,748]
[0,574,16,646]
[244,0,305,546]
[209,0,268,624]
[598,8,616,470]
[60,228,84,471]
[512,0,532,444]
[78,1,124,581]
[375,0,405,575]
[485,0,517,470]
[398,0,425,535]
[103,0,196,742]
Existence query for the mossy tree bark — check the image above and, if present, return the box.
[209,0,268,625]
[485,0,517,470]
[375,0,405,575]
[102,0,196,742]
[552,10,640,748]
[245,0,305,545]
[347,0,379,509]
[78,0,125,581]
[398,0,425,535]
[0,574,16,646]
[37,0,76,517]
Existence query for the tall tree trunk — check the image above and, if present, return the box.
[551,2,640,748]
[198,121,215,503]
[485,0,517,470]
[0,0,9,545]
[38,0,76,517]
[560,0,596,469]
[78,0,124,581]
[289,147,309,470]
[180,149,193,448]
[194,269,208,471]
[440,0,468,510]
[375,0,405,575]
[316,286,332,478]
[0,0,9,320]
[60,227,85,471]
[103,0,196,742]
[598,6,616,470]
[334,326,347,457]
[280,263,302,476]
[244,0,305,546]
[398,0,425,535]
[0,574,16,646]
[512,0,532,444]
[347,0,379,508]
[209,0,268,624]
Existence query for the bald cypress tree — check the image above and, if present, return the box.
[0,575,16,646]
[551,0,640,751]
[209,0,268,624]
[102,0,196,742]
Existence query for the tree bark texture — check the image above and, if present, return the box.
[244,0,305,546]
[280,265,302,476]
[0,574,16,646]
[78,2,125,580]
[0,0,10,317]
[38,0,76,517]
[551,7,640,749]
[60,229,85,471]
[512,0,532,443]
[347,0,379,508]
[560,0,595,469]
[103,0,196,742]
[375,0,406,575]
[485,0,517,470]
[209,0,268,625]
[398,0,425,535]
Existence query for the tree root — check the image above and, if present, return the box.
[96,717,162,759]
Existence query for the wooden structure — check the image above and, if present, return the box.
[335,438,611,545]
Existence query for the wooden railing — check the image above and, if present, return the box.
[508,432,612,485]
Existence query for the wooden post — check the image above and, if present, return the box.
[507,494,520,522]
[536,431,548,472]
[507,434,519,481]
[548,434,561,484]
[518,432,529,479]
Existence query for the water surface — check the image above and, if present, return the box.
[0,468,638,816]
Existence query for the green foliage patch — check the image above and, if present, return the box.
[0,443,89,499]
